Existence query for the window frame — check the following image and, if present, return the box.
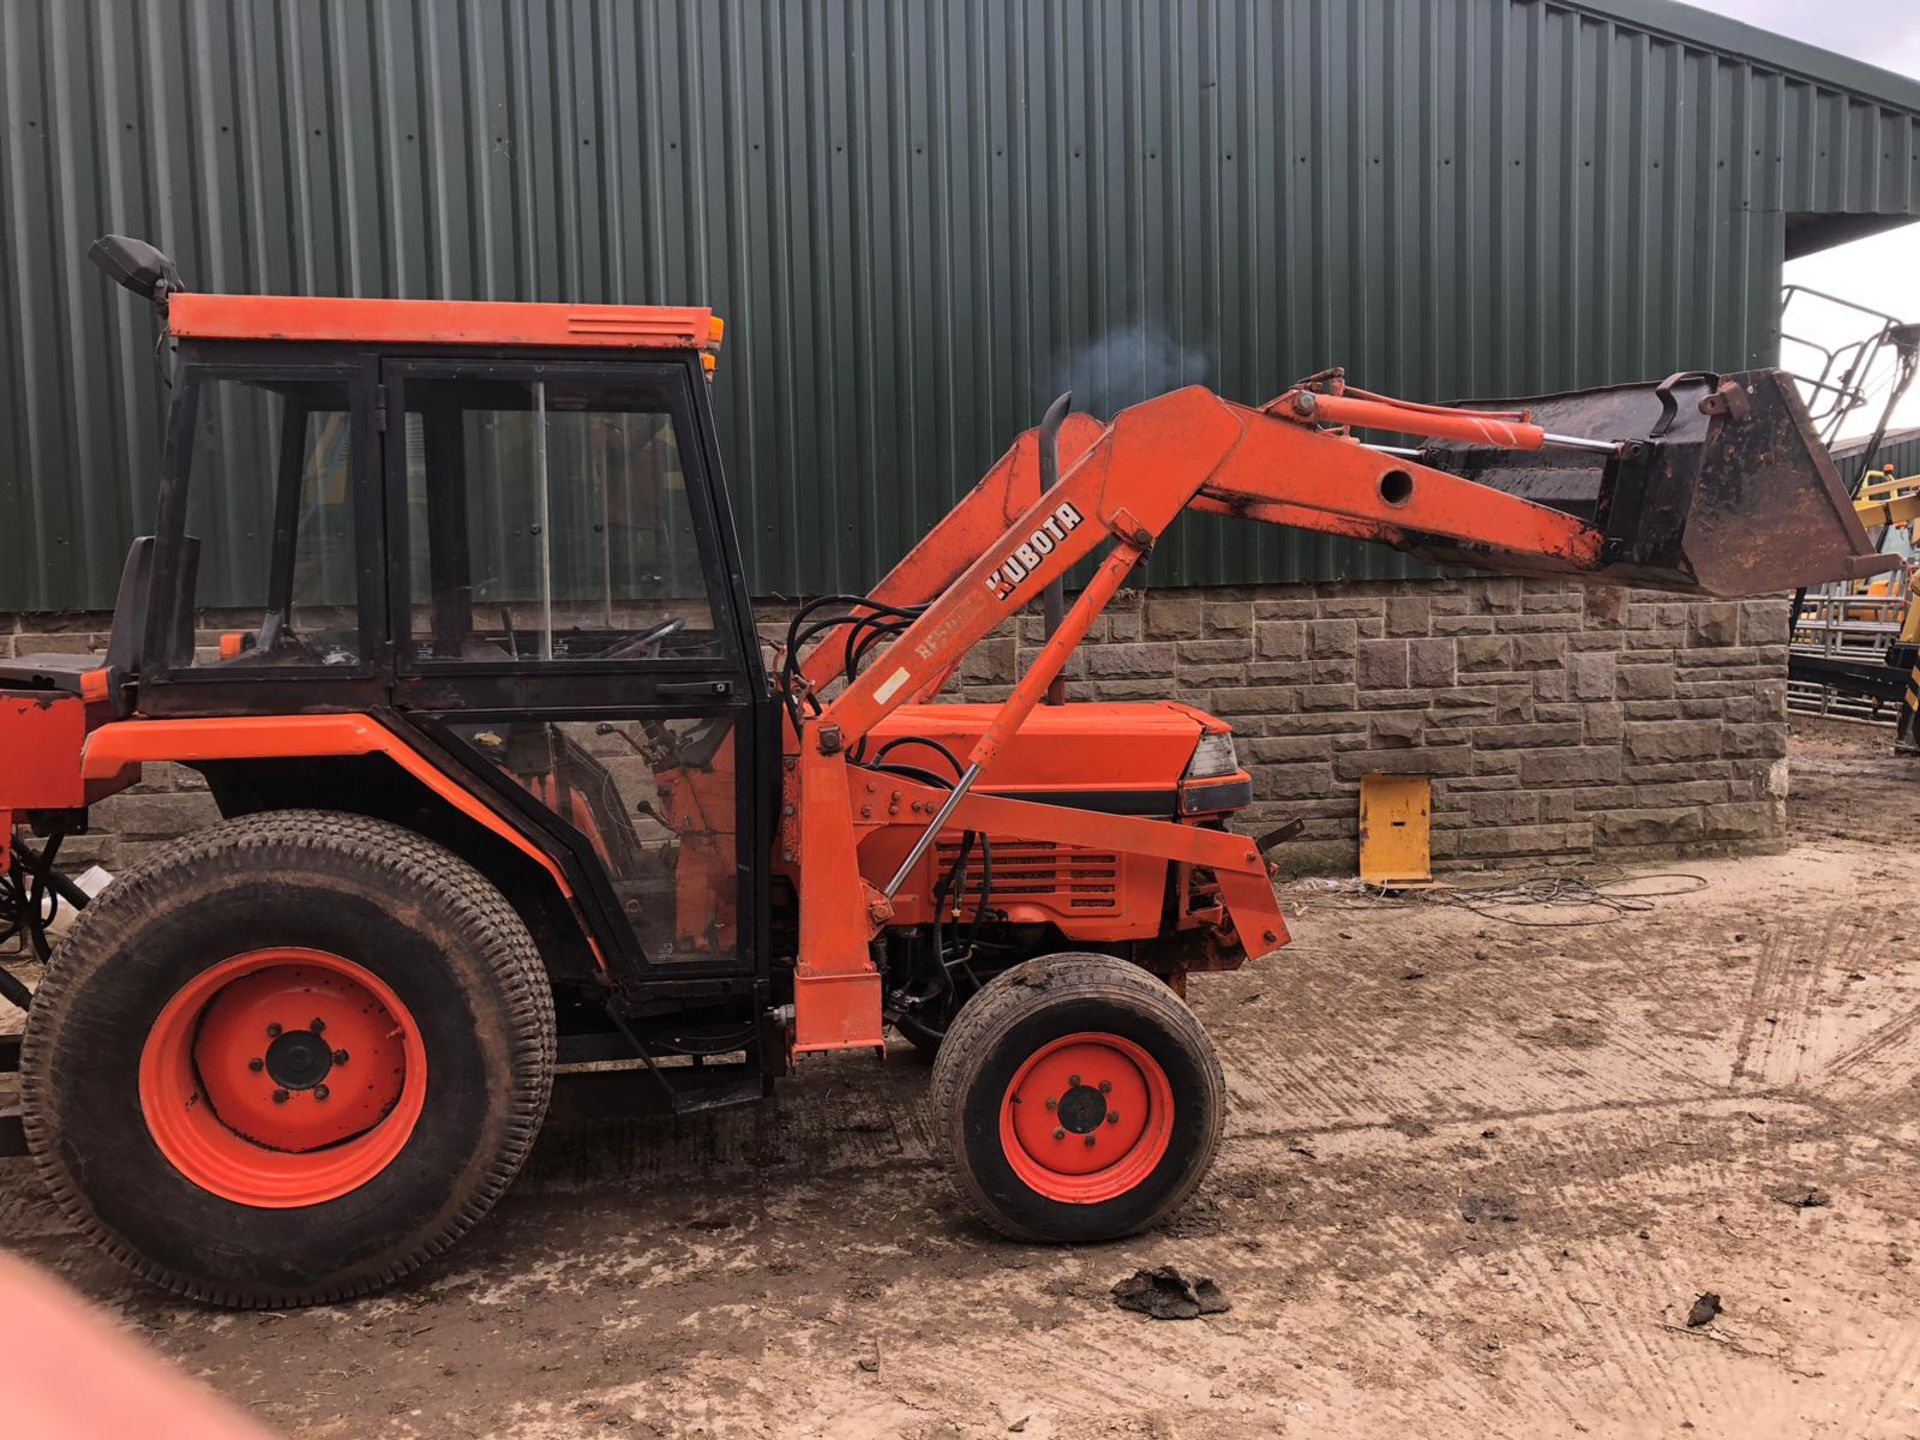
[145,351,383,689]
[381,357,746,678]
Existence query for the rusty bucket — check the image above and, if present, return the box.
[1414,368,1900,596]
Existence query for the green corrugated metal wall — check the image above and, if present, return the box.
[1839,430,1920,489]
[4,0,1920,611]
[1874,435,1920,486]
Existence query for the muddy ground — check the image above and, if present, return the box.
[5,717,1920,1438]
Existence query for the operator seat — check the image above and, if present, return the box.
[0,536,196,692]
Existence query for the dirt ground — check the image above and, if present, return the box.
[5,717,1920,1438]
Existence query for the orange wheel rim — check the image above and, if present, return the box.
[999,1031,1174,1204]
[139,948,427,1208]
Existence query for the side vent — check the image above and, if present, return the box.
[934,840,1121,914]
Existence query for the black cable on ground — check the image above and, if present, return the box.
[1314,870,1710,928]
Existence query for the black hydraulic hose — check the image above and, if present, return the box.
[843,611,914,683]
[865,761,953,791]
[968,828,994,944]
[869,735,965,778]
[9,832,72,963]
[779,598,926,730]
[0,960,32,1012]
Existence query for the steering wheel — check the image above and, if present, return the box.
[603,615,685,660]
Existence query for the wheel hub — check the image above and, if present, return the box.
[139,948,427,1207]
[193,962,405,1151]
[264,1028,334,1091]
[1000,1032,1174,1201]
[1055,1083,1108,1134]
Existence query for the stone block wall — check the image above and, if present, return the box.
[939,576,1792,872]
[5,575,1792,877]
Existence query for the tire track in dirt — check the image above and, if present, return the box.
[1211,919,1722,1141]
[1844,1325,1920,1437]
[1201,1106,1913,1440]
[1730,912,1883,1089]
[1817,952,1920,1142]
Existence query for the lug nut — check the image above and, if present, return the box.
[314,1084,330,1101]
[333,1049,349,1066]
[271,1088,289,1105]
[1083,1135,1096,1148]
[1052,1128,1066,1141]
[1068,1074,1081,1087]
[1098,1080,1112,1094]
[310,1018,326,1034]
[248,1058,264,1073]
[1044,1097,1057,1111]
[266,1023,282,1038]
[1107,1113,1120,1125]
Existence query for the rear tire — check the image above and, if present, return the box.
[20,810,555,1307]
[931,954,1224,1242]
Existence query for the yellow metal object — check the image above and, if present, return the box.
[1853,467,1920,528]
[1359,773,1433,888]
[1854,491,1920,530]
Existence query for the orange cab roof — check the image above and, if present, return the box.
[168,292,724,353]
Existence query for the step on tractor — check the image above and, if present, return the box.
[0,237,1891,1306]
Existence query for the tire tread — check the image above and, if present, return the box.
[930,954,1224,1242]
[20,809,556,1308]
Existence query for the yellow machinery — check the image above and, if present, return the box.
[1791,465,1920,752]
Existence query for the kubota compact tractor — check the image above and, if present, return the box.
[0,237,1892,1306]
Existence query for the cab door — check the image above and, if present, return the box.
[381,355,767,990]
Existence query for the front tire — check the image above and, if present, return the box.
[931,954,1225,1242]
[20,810,555,1307]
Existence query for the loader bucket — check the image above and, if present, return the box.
[1411,368,1900,596]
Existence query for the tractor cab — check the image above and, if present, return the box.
[154,296,768,992]
[0,254,775,1017]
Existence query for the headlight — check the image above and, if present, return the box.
[1183,731,1239,780]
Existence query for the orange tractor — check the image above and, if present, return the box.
[0,237,1891,1306]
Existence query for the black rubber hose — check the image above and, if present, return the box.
[0,960,32,1011]
[870,735,965,778]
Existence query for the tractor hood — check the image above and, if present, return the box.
[868,701,1230,816]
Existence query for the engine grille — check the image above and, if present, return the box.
[934,840,1121,913]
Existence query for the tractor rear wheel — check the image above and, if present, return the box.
[931,953,1224,1242]
[20,810,555,1307]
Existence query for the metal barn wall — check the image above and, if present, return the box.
[4,0,1920,612]
[1835,428,1920,488]
[1870,435,1920,486]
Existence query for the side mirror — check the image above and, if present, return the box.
[87,234,184,305]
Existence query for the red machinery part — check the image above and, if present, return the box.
[0,694,87,810]
[169,291,721,353]
[138,948,427,1208]
[999,1031,1175,1203]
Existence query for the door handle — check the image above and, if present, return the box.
[657,679,733,699]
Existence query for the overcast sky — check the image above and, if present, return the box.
[1708,0,1920,79]
[1706,0,1920,441]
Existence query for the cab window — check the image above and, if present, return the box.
[174,374,361,668]
[401,373,723,664]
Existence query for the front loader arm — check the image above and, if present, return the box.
[795,413,1106,697]
[788,381,1612,1053]
[786,368,1885,1055]
[817,385,1601,747]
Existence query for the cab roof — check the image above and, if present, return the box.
[167,292,724,355]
